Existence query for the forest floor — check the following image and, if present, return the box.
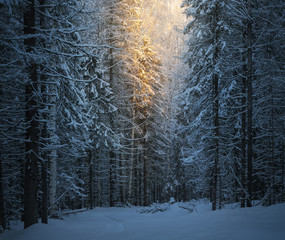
[1,200,285,240]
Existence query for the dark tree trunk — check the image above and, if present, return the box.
[38,0,48,225]
[0,153,5,230]
[108,12,116,207]
[89,150,94,209]
[246,0,253,208]
[212,3,220,211]
[138,153,143,206]
[41,161,48,224]
[0,82,5,230]
[241,53,247,208]
[269,83,275,205]
[143,149,147,206]
[109,87,116,207]
[134,151,138,206]
[40,62,48,225]
[281,140,285,202]
[24,0,39,228]
[119,153,125,204]
[143,123,147,206]
[212,71,219,211]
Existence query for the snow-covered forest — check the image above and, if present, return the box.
[0,0,284,237]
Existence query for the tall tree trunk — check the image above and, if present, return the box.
[41,161,48,224]
[39,69,48,224]
[0,83,5,230]
[24,0,39,228]
[109,150,115,207]
[281,139,285,202]
[39,0,48,224]
[138,152,143,205]
[108,8,116,207]
[0,152,5,231]
[241,52,247,208]
[97,155,102,207]
[212,70,219,211]
[212,3,220,211]
[143,123,147,206]
[89,150,94,209]
[127,110,135,204]
[246,0,253,208]
[49,81,58,217]
[134,150,138,206]
[270,83,275,205]
[120,153,126,204]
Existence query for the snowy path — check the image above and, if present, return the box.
[1,202,285,240]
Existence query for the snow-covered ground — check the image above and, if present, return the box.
[1,201,285,240]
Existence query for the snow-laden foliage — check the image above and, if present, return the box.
[0,0,118,227]
[0,2,26,228]
[179,0,285,208]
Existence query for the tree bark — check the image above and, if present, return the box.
[48,80,58,217]
[281,139,285,202]
[41,161,48,224]
[212,3,220,211]
[246,0,253,208]
[39,69,48,224]
[89,150,94,209]
[212,70,219,211]
[127,111,135,204]
[108,7,116,208]
[143,122,147,206]
[0,81,5,230]
[241,51,247,208]
[39,0,48,224]
[109,150,115,207]
[269,83,275,205]
[24,0,39,228]
[0,152,5,230]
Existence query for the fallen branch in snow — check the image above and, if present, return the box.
[139,201,196,214]
[178,204,194,213]
[60,208,88,216]
[139,203,169,214]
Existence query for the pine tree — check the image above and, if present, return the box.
[23,0,39,228]
[181,0,230,210]
[0,1,27,228]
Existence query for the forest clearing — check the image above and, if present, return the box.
[2,201,285,240]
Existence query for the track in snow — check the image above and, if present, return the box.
[1,202,285,240]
